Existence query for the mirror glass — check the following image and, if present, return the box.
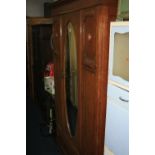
[65,22,78,136]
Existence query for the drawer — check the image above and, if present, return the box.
[107,83,129,110]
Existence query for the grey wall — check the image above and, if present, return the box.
[26,0,54,17]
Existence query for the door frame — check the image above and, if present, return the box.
[27,17,53,101]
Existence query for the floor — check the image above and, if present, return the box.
[26,94,63,155]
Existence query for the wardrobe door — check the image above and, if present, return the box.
[59,11,81,155]
[80,6,110,155]
[52,17,63,135]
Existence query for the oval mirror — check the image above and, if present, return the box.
[65,22,78,136]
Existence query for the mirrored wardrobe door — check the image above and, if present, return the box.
[65,22,78,136]
[52,17,63,132]
[61,12,81,143]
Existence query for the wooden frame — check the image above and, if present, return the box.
[27,17,53,101]
[50,1,118,155]
[50,0,118,16]
[27,17,53,26]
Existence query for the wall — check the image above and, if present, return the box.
[117,0,129,19]
[26,0,54,17]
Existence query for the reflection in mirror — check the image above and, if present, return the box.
[65,22,78,136]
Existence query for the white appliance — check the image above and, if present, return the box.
[108,21,129,90]
[104,21,129,155]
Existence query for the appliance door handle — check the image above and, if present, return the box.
[119,96,129,102]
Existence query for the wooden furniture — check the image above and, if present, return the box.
[27,18,57,128]
[50,1,118,155]
[27,17,53,102]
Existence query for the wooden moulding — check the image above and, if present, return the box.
[26,17,54,101]
[50,0,118,16]
[27,17,53,26]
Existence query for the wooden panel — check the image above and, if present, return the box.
[52,17,61,61]
[27,17,53,25]
[52,3,118,155]
[81,8,97,73]
[96,6,113,155]
[80,6,112,155]
[51,0,118,16]
[81,72,98,155]
[56,126,80,155]
[27,25,35,100]
[52,16,64,133]
[81,7,98,155]
[27,17,53,101]
[59,11,81,155]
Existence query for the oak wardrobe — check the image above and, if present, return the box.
[50,0,118,155]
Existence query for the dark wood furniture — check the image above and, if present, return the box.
[50,1,118,155]
[26,17,61,136]
[27,0,118,153]
[27,17,53,102]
